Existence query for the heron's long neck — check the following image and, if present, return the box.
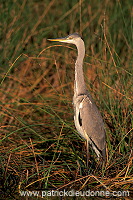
[75,39,86,96]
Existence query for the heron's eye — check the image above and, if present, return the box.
[68,36,73,39]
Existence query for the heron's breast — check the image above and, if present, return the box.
[74,105,89,140]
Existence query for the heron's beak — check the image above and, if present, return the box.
[47,37,68,43]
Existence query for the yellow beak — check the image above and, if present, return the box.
[47,37,68,43]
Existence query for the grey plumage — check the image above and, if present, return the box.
[48,33,106,162]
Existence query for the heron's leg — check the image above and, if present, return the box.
[86,139,90,168]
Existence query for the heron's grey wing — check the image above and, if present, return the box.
[79,96,106,153]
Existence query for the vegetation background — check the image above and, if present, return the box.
[0,0,133,199]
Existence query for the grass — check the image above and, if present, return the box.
[0,0,133,199]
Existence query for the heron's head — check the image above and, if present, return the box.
[48,33,82,45]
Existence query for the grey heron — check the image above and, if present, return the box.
[48,33,106,164]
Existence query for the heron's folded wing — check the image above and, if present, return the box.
[79,97,106,151]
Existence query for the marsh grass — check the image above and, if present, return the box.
[0,0,133,199]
